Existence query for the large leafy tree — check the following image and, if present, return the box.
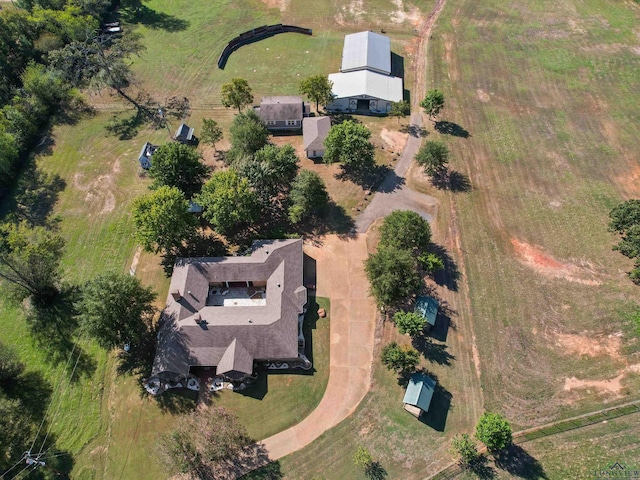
[228,109,270,160]
[299,75,334,112]
[364,246,422,308]
[76,272,156,350]
[380,342,420,373]
[609,199,640,283]
[393,311,428,338]
[132,186,197,254]
[323,120,375,170]
[475,412,513,453]
[420,89,445,121]
[221,78,253,113]
[148,143,209,198]
[288,170,329,224]
[200,118,223,152]
[389,100,410,123]
[156,407,252,477]
[236,144,299,205]
[0,222,64,303]
[195,169,259,235]
[379,210,431,254]
[415,140,449,177]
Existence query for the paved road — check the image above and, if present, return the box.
[260,235,376,460]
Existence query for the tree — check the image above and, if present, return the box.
[323,121,375,171]
[380,342,419,372]
[0,341,24,386]
[299,75,334,112]
[148,143,209,198]
[420,89,445,121]
[393,311,427,337]
[228,109,270,160]
[0,222,64,304]
[379,210,431,254]
[388,100,410,123]
[76,272,156,351]
[132,186,197,254]
[450,434,480,467]
[475,412,513,453]
[418,252,445,275]
[200,118,223,151]
[353,446,373,469]
[236,144,299,205]
[364,246,422,308]
[195,169,259,235]
[415,140,449,177]
[156,407,252,477]
[221,78,254,113]
[288,170,329,224]
[609,200,640,283]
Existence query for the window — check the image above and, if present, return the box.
[286,120,297,126]
[267,120,276,126]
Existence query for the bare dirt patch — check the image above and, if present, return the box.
[476,88,490,102]
[552,331,624,362]
[260,0,289,12]
[511,238,602,285]
[563,375,624,395]
[334,0,365,26]
[389,0,422,25]
[72,160,119,215]
[380,128,408,152]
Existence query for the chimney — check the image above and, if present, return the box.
[170,288,182,301]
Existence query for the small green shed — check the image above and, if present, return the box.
[414,296,439,330]
[402,373,436,418]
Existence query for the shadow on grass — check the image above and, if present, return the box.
[365,461,388,480]
[466,455,497,479]
[161,232,228,276]
[105,111,146,140]
[120,4,190,31]
[430,244,460,292]
[495,445,548,479]
[327,112,360,125]
[420,382,452,431]
[293,200,356,239]
[25,288,97,381]
[430,169,472,192]
[335,163,393,190]
[238,460,284,480]
[4,163,66,228]
[153,388,198,414]
[412,335,455,366]
[238,370,268,401]
[2,370,52,419]
[116,324,159,379]
[435,120,470,138]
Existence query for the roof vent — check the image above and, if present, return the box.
[277,283,281,288]
[248,319,253,323]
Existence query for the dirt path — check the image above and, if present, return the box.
[259,234,376,459]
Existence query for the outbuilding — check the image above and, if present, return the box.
[402,373,436,418]
[302,116,331,158]
[414,295,439,331]
[327,70,403,113]
[174,123,195,144]
[138,142,158,169]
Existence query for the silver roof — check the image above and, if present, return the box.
[329,70,404,103]
[341,31,391,75]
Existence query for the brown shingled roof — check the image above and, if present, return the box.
[152,239,307,377]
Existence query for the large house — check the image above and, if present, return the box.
[149,239,309,393]
[327,31,404,114]
[255,96,310,132]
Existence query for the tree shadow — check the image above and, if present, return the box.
[365,461,388,480]
[25,288,97,381]
[153,389,198,414]
[400,123,428,138]
[435,120,470,138]
[8,164,66,228]
[430,244,460,291]
[412,335,455,366]
[2,370,52,419]
[495,445,548,479]
[120,4,190,32]
[238,460,284,480]
[327,112,360,125]
[375,170,405,194]
[233,444,281,479]
[116,323,159,379]
[447,170,472,193]
[420,382,452,432]
[467,455,497,479]
[105,111,146,140]
[335,163,392,190]
[161,232,228,276]
[292,200,356,238]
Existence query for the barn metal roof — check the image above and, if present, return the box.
[403,373,436,412]
[328,70,403,102]
[341,31,391,75]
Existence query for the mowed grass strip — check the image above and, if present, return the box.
[427,0,640,427]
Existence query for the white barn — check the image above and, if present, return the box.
[327,31,404,114]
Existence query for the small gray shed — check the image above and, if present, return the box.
[174,123,195,143]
